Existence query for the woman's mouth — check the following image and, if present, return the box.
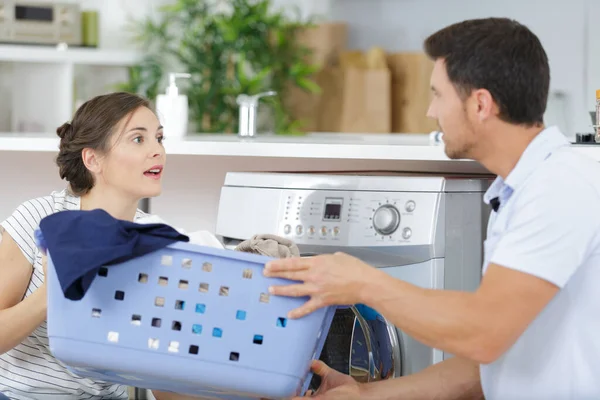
[144,165,163,180]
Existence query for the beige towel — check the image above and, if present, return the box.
[234,234,300,259]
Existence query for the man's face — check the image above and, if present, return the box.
[426,59,478,160]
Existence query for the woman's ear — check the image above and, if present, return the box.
[81,148,102,174]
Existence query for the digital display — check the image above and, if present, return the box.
[15,6,54,22]
[323,198,343,221]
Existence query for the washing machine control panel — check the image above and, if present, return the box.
[278,189,440,246]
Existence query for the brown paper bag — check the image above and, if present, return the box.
[295,22,348,68]
[386,52,438,133]
[339,67,392,133]
[285,67,345,132]
[284,23,348,132]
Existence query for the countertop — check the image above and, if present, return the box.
[1,132,598,162]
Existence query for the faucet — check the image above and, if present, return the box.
[236,91,277,138]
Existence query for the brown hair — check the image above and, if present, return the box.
[424,18,549,127]
[55,92,150,196]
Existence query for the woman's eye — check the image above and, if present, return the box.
[133,136,143,144]
[157,135,164,143]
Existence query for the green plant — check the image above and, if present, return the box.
[116,0,321,134]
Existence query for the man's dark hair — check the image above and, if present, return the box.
[424,18,549,127]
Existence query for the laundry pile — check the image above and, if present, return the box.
[35,209,299,301]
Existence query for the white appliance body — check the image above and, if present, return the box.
[216,172,490,377]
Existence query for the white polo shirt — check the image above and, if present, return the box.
[479,126,600,400]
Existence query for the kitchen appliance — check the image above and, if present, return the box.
[215,172,491,386]
[0,1,82,46]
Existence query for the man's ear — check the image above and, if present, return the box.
[81,148,101,174]
[472,88,498,122]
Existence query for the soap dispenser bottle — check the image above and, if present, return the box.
[156,72,191,139]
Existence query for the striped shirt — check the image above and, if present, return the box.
[0,189,147,400]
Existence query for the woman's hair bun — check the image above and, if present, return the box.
[56,122,73,140]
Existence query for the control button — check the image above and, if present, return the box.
[402,227,412,239]
[308,226,316,236]
[372,205,401,236]
[320,226,328,236]
[332,227,340,236]
[284,224,292,235]
[295,225,304,235]
[405,200,416,212]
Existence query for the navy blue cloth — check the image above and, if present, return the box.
[37,209,189,301]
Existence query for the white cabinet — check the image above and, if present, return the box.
[0,45,141,134]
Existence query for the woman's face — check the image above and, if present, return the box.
[95,106,166,200]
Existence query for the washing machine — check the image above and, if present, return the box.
[215,172,491,386]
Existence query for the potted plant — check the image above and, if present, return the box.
[116,0,321,135]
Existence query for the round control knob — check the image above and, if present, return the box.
[372,204,401,235]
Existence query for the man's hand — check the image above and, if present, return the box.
[263,253,384,319]
[294,360,361,400]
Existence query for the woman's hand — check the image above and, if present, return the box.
[263,252,384,319]
[41,254,48,286]
[295,360,361,400]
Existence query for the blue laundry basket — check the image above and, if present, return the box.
[45,241,336,399]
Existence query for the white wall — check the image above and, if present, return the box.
[328,0,593,137]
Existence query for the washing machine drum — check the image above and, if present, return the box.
[308,305,402,391]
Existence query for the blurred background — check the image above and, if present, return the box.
[0,0,596,139]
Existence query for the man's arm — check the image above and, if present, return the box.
[360,357,483,400]
[360,263,558,364]
[359,175,597,364]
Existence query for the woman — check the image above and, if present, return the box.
[0,92,185,399]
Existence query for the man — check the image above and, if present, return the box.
[264,18,600,400]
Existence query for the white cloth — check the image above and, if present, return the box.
[480,126,600,400]
[136,215,225,249]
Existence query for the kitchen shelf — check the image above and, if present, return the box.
[0,44,141,66]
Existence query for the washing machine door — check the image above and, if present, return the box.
[309,305,401,391]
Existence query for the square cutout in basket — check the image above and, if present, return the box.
[151,318,162,328]
[189,345,199,355]
[195,304,206,314]
[138,273,148,283]
[98,267,108,277]
[192,324,203,335]
[158,276,168,286]
[229,352,240,362]
[155,297,165,307]
[219,286,229,296]
[212,327,223,338]
[107,331,119,343]
[148,338,159,350]
[161,255,173,266]
[131,314,142,326]
[168,341,179,353]
[114,290,125,301]
[202,262,212,272]
[236,310,246,321]
[182,258,192,269]
[242,268,253,279]
[171,321,182,331]
[253,335,263,345]
[178,280,189,290]
[259,293,270,303]
[91,308,101,318]
[175,300,185,310]
[199,283,209,293]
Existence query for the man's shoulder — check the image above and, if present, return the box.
[527,149,600,198]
